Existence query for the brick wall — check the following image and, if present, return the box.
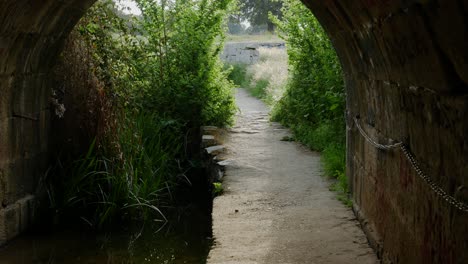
[302,0,468,263]
[0,0,95,245]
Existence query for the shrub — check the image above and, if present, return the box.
[227,63,250,87]
[270,0,349,203]
[49,0,236,227]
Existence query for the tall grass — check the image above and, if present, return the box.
[50,112,183,228]
[247,47,288,104]
[227,46,288,105]
[226,33,282,43]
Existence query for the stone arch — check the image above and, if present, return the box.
[0,0,466,263]
[0,0,95,243]
[307,1,468,263]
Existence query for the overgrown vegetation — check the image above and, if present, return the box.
[49,0,235,228]
[271,0,348,204]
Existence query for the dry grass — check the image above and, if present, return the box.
[226,34,283,43]
[247,47,288,104]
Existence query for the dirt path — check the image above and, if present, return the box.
[207,89,378,264]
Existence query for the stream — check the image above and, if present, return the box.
[0,181,213,264]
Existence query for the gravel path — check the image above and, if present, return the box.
[207,88,378,264]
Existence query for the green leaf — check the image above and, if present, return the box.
[330,104,339,111]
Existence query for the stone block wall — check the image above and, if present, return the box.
[0,0,95,245]
[222,43,261,64]
[221,42,285,64]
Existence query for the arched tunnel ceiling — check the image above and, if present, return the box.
[304,0,468,93]
[1,1,467,92]
[0,0,95,75]
[0,0,467,263]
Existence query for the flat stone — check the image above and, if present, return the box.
[202,135,215,140]
[201,126,219,134]
[205,145,225,155]
[202,135,216,147]
[217,159,234,166]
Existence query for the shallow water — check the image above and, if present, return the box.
[0,202,212,264]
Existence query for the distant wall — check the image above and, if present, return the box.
[222,43,260,64]
[222,42,285,64]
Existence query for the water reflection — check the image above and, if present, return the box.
[0,202,212,264]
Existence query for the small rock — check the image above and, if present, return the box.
[216,169,224,181]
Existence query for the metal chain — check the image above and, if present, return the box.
[400,145,468,212]
[353,116,468,213]
[353,117,402,150]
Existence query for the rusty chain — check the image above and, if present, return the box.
[353,116,468,213]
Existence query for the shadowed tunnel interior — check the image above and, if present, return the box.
[0,0,467,263]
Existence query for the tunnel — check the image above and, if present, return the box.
[0,0,467,263]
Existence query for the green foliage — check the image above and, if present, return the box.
[55,113,182,227]
[80,0,236,127]
[322,143,346,179]
[270,0,344,127]
[226,63,270,101]
[51,0,236,227]
[227,63,250,87]
[270,0,349,202]
[132,0,236,127]
[248,78,268,99]
[329,170,352,208]
[212,182,224,196]
[51,112,186,228]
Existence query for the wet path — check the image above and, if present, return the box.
[207,89,377,264]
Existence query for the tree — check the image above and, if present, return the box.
[239,0,283,33]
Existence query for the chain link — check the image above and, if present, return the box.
[353,117,402,150]
[353,116,468,213]
[400,145,468,212]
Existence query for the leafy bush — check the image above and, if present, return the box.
[50,0,236,227]
[227,63,250,87]
[250,78,270,99]
[270,0,349,202]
